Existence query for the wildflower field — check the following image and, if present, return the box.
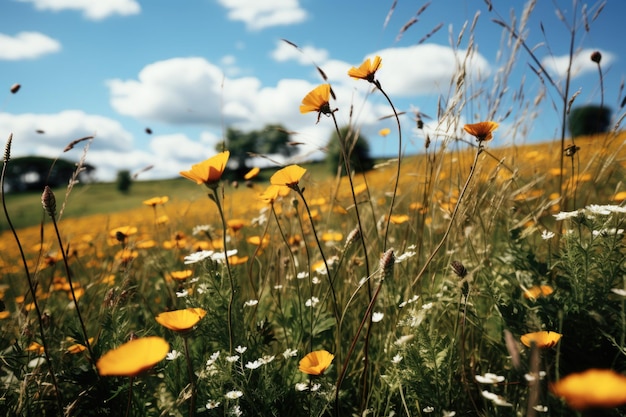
[2,2,626,417]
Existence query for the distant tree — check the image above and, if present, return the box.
[116,170,132,193]
[326,126,374,175]
[216,124,295,176]
[568,105,611,138]
[2,156,95,193]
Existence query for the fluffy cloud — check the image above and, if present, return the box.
[359,44,490,97]
[217,0,307,30]
[271,41,329,65]
[0,110,133,157]
[17,0,140,20]
[0,32,61,60]
[108,57,252,125]
[541,48,615,79]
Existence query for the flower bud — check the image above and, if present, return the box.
[590,51,602,63]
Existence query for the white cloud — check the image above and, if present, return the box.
[365,44,491,97]
[271,41,329,65]
[0,111,133,158]
[17,0,140,20]
[541,48,616,79]
[0,32,61,60]
[108,57,234,125]
[217,0,307,30]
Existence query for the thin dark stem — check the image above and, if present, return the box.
[50,213,96,364]
[294,186,340,324]
[411,145,484,288]
[335,274,385,414]
[125,377,134,417]
[210,187,235,355]
[1,141,63,413]
[375,82,402,252]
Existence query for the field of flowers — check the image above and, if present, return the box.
[2,2,626,417]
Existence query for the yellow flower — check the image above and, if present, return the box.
[96,336,169,377]
[179,151,230,187]
[26,341,45,355]
[244,167,260,180]
[109,226,138,239]
[299,350,334,375]
[143,196,169,206]
[66,337,94,354]
[551,369,626,410]
[463,121,499,142]
[155,308,207,332]
[259,184,290,203]
[227,218,247,233]
[300,84,333,122]
[379,128,391,137]
[270,165,307,189]
[348,55,382,83]
[520,331,562,348]
[523,285,554,300]
[321,231,343,242]
[389,214,410,225]
[170,270,193,281]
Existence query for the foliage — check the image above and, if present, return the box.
[568,105,612,137]
[216,124,295,176]
[116,169,132,193]
[326,126,374,175]
[3,156,94,193]
[2,2,626,416]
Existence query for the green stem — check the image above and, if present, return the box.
[210,187,235,355]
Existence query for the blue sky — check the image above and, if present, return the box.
[1,0,623,181]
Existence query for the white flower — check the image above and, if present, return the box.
[28,357,45,368]
[295,382,309,391]
[443,411,456,417]
[305,297,320,307]
[283,348,298,358]
[611,288,626,297]
[192,224,212,235]
[225,390,243,400]
[226,355,240,363]
[421,302,433,310]
[196,283,209,294]
[475,373,505,384]
[206,400,221,409]
[392,354,403,364]
[261,355,275,364]
[230,405,242,416]
[244,299,258,307]
[481,390,512,407]
[399,295,419,308]
[524,371,546,382]
[372,312,384,323]
[184,250,214,264]
[176,289,189,298]
[541,230,555,240]
[166,350,182,361]
[553,210,580,221]
[235,345,247,354]
[310,383,321,392]
[586,204,614,215]
[423,406,434,413]
[395,250,416,263]
[245,360,262,370]
[311,276,321,285]
[297,271,308,279]
[206,351,220,367]
[212,249,238,263]
[533,405,548,412]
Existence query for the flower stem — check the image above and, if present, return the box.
[210,187,235,354]
[411,144,484,288]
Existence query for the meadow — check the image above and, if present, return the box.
[2,2,626,417]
